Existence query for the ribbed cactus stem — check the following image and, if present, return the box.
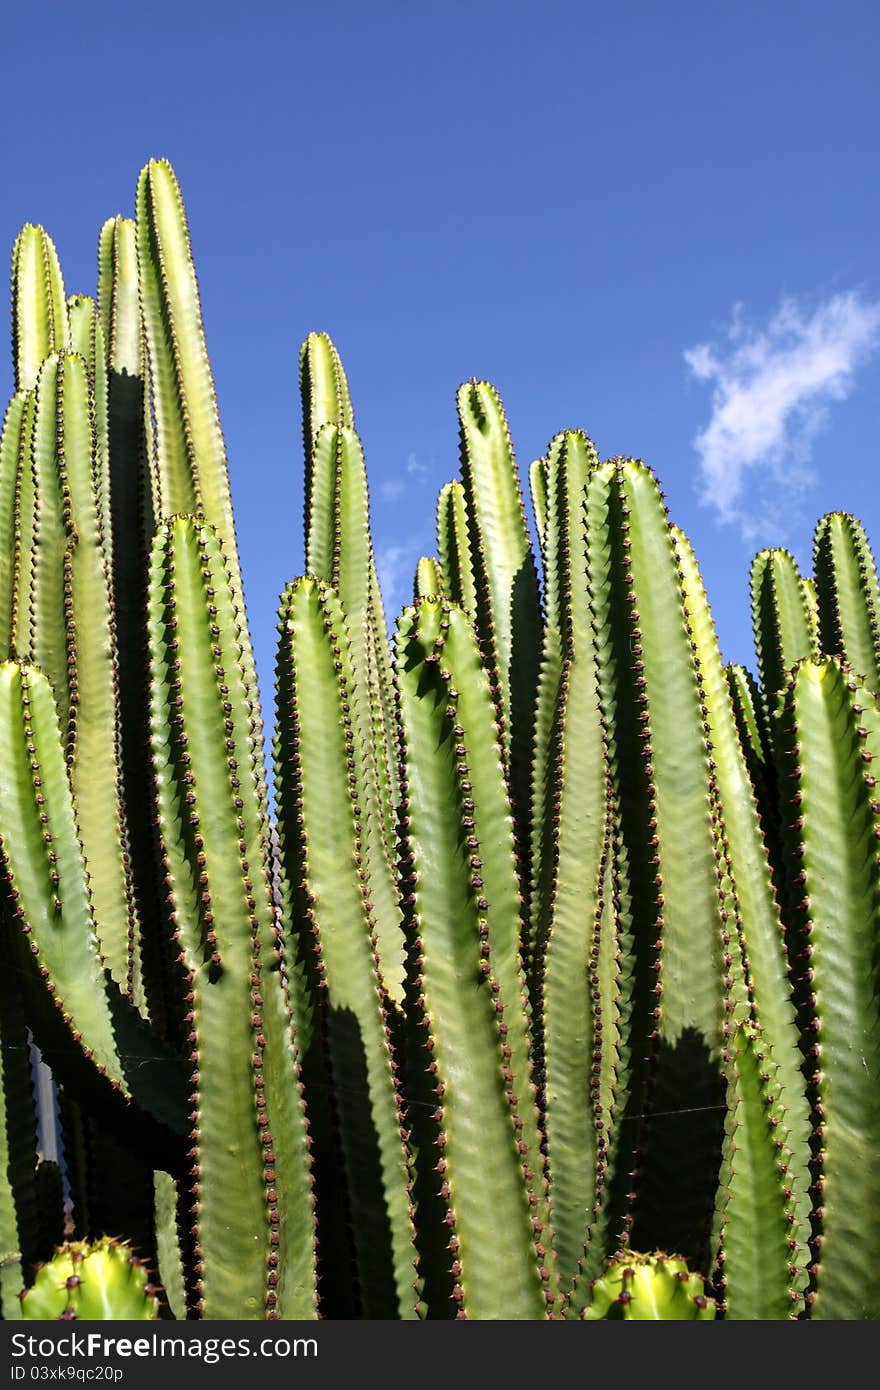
[528,454,549,556]
[26,350,144,1004]
[395,597,555,1318]
[274,576,418,1318]
[812,511,880,692]
[0,661,185,1142]
[414,555,443,599]
[66,295,110,545]
[299,330,355,535]
[304,422,403,1000]
[0,392,32,656]
[147,516,317,1319]
[11,225,68,392]
[714,1024,804,1318]
[774,658,880,1319]
[582,1250,717,1319]
[527,429,597,989]
[584,459,729,1267]
[435,480,477,621]
[673,526,811,1290]
[750,548,817,716]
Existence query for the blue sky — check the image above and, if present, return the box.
[3,1,879,716]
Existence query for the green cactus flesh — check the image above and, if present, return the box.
[11,225,68,393]
[456,380,541,870]
[812,511,880,693]
[583,1250,717,1319]
[774,658,880,1319]
[20,1238,161,1320]
[147,516,317,1319]
[273,576,418,1318]
[395,597,555,1319]
[584,459,728,1265]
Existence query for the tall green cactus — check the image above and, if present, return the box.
[812,512,880,692]
[750,548,818,716]
[273,576,417,1318]
[147,516,317,1318]
[584,458,731,1268]
[395,597,555,1319]
[456,381,542,877]
[11,225,68,393]
[773,658,880,1319]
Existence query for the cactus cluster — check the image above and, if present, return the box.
[0,160,877,1322]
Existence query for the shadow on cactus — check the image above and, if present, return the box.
[0,158,877,1321]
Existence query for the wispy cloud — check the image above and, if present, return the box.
[375,543,419,616]
[380,451,431,501]
[685,291,880,543]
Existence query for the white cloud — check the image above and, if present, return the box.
[685,291,880,542]
[375,543,419,617]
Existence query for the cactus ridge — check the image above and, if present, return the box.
[774,658,880,1319]
[713,1023,804,1318]
[582,1249,717,1319]
[273,575,418,1318]
[30,350,144,1004]
[20,1236,161,1320]
[585,459,730,1265]
[299,331,355,537]
[750,548,817,718]
[526,429,597,989]
[413,555,443,600]
[305,421,404,1000]
[812,511,880,693]
[528,453,550,558]
[0,392,30,655]
[65,296,110,539]
[535,742,621,1307]
[148,516,317,1318]
[456,379,542,883]
[673,527,812,1283]
[435,480,477,621]
[0,662,186,1142]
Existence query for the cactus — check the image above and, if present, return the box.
[582,1250,717,1320]
[20,1237,161,1320]
[812,512,880,692]
[1,154,879,1323]
[395,596,556,1319]
[772,658,880,1319]
[273,576,418,1318]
